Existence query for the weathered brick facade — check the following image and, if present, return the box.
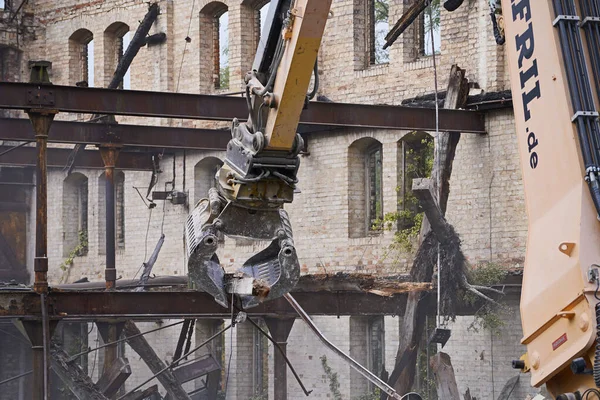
[0,0,537,398]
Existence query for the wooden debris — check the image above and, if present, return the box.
[123,321,191,400]
[295,272,431,295]
[50,344,108,400]
[96,357,131,398]
[430,352,461,399]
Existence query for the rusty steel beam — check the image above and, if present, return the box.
[0,290,412,319]
[0,145,154,170]
[0,82,487,133]
[0,118,231,150]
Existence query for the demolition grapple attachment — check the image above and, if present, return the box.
[185,188,300,309]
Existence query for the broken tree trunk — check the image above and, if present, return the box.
[50,344,108,400]
[430,352,461,399]
[388,65,468,396]
[123,321,191,400]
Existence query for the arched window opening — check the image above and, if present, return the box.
[200,3,229,91]
[104,22,131,89]
[98,171,126,255]
[194,157,224,205]
[63,173,88,257]
[348,137,383,238]
[69,29,94,87]
[398,131,433,230]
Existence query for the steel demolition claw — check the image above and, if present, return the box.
[185,188,300,309]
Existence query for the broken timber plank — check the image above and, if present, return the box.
[96,357,132,398]
[123,320,191,400]
[430,352,461,400]
[384,0,430,49]
[412,178,454,245]
[294,273,431,295]
[50,344,108,400]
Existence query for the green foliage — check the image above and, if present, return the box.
[248,391,268,400]
[374,0,389,23]
[59,230,88,272]
[424,0,441,32]
[463,262,508,333]
[320,355,343,400]
[375,134,433,256]
[219,65,230,89]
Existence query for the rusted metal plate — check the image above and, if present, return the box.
[0,83,486,133]
[0,145,154,170]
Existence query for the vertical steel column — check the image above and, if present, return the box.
[264,318,295,400]
[26,62,57,295]
[25,61,57,400]
[99,145,121,290]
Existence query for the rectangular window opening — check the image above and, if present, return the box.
[399,135,433,230]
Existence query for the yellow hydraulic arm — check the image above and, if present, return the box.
[500,0,600,397]
[185,0,332,309]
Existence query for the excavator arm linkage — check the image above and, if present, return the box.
[185,0,332,308]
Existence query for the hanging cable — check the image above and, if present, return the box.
[234,304,312,396]
[0,141,34,158]
[427,0,442,327]
[307,58,319,100]
[66,320,185,363]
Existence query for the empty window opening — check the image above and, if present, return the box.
[0,1,5,10]
[217,11,229,89]
[98,171,125,255]
[420,0,441,56]
[104,22,131,89]
[69,29,94,87]
[348,137,384,238]
[398,132,433,230]
[63,173,88,257]
[370,0,389,65]
[200,3,229,91]
[86,40,94,86]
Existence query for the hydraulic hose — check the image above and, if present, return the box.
[552,0,600,218]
